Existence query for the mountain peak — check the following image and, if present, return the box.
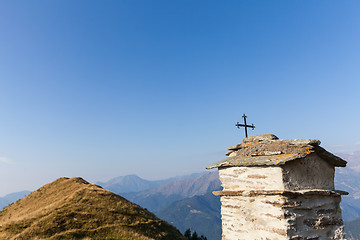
[0,177,185,240]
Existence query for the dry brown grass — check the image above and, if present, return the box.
[0,177,185,240]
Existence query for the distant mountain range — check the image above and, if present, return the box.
[97,172,202,194]
[0,177,185,240]
[0,190,31,210]
[157,192,222,240]
[335,166,360,222]
[99,171,221,240]
[336,152,360,239]
[121,171,221,212]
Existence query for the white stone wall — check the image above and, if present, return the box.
[218,155,335,192]
[219,166,284,191]
[282,154,335,191]
[217,157,345,240]
[219,194,345,240]
[220,195,288,240]
[285,195,345,240]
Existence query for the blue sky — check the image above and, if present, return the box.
[0,1,360,196]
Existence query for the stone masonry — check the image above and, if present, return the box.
[207,134,348,240]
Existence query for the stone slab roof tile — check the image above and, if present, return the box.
[207,134,347,169]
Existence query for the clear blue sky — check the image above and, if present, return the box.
[1,1,360,196]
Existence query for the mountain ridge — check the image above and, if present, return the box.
[97,173,202,194]
[121,171,221,212]
[0,177,185,240]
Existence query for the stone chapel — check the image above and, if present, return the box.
[207,134,347,240]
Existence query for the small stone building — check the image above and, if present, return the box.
[207,134,347,240]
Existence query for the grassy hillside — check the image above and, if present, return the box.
[0,177,185,240]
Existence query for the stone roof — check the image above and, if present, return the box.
[206,134,347,169]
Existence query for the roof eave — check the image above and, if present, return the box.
[206,148,347,169]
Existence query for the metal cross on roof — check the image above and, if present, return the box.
[235,114,255,138]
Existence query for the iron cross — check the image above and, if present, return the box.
[235,114,255,138]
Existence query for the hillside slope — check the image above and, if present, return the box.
[345,217,360,240]
[0,177,185,240]
[157,192,221,240]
